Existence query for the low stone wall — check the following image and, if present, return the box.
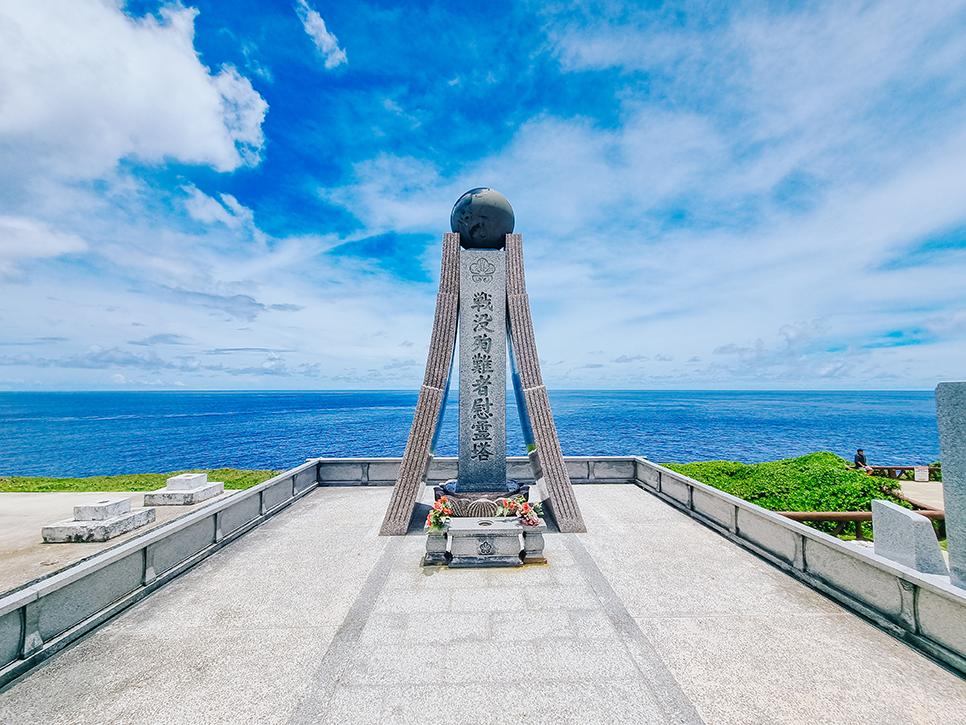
[0,460,320,690]
[316,455,637,486]
[632,457,966,677]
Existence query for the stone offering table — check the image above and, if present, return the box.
[426,516,547,568]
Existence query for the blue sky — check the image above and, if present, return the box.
[3,0,966,391]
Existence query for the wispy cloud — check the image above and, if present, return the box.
[295,0,347,69]
[128,334,190,347]
[0,216,86,278]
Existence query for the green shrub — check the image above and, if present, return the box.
[663,452,912,535]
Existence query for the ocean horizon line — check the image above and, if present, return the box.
[0,387,940,394]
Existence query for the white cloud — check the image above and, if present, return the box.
[0,216,86,278]
[0,0,267,179]
[295,0,347,69]
[183,187,255,229]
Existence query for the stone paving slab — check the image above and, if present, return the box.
[1,485,965,725]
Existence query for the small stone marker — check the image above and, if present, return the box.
[872,500,947,576]
[143,472,224,506]
[914,466,930,482]
[936,382,966,588]
[42,497,155,543]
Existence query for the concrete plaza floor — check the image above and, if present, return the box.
[1,484,965,724]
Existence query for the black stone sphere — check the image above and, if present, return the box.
[450,188,515,249]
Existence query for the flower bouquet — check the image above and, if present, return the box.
[496,496,543,526]
[426,496,452,531]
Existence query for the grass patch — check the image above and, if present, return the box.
[0,469,282,493]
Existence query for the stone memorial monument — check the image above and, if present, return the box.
[871,499,948,576]
[936,382,966,588]
[380,188,585,535]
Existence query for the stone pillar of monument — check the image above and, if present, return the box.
[936,382,966,588]
[458,247,507,489]
[380,189,585,535]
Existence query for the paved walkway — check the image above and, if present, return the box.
[1,485,965,724]
[900,480,946,511]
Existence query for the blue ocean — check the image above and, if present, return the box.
[0,390,942,478]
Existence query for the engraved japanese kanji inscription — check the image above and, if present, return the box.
[459,248,506,489]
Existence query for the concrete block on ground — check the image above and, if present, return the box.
[42,500,155,543]
[35,552,143,640]
[165,473,207,490]
[692,487,736,532]
[144,481,224,506]
[427,458,458,481]
[0,608,21,669]
[73,497,130,521]
[661,474,691,506]
[917,585,966,657]
[318,462,366,483]
[635,462,660,489]
[805,538,904,621]
[367,460,401,484]
[737,508,799,565]
[506,459,533,481]
[565,459,590,481]
[872,499,948,575]
[522,530,546,563]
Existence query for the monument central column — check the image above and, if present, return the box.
[458,248,507,490]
